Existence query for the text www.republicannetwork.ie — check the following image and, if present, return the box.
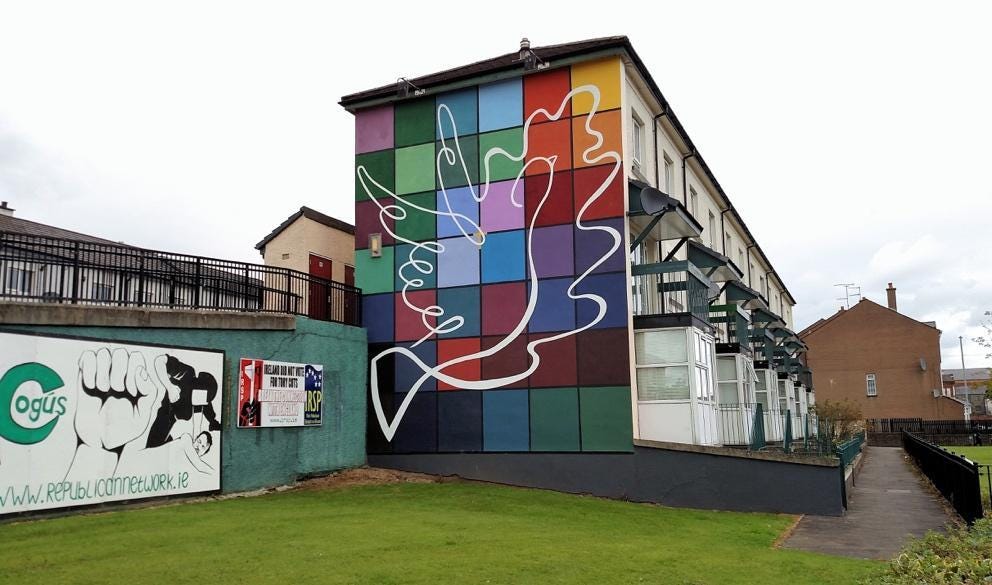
[0,472,191,509]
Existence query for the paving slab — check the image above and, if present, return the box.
[781,446,957,560]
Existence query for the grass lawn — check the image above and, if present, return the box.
[942,445,992,505]
[0,481,877,585]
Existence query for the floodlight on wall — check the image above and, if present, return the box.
[369,233,382,258]
[919,358,927,371]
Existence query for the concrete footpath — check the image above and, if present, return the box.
[781,446,957,560]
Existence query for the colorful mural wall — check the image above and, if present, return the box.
[354,57,632,454]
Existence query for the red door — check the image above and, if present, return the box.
[308,254,332,320]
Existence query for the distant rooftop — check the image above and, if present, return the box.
[255,206,355,253]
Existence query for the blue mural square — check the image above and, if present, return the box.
[363,293,394,343]
[437,286,481,338]
[437,236,481,288]
[395,341,436,393]
[438,390,483,452]
[436,186,480,239]
[481,230,525,283]
[528,277,576,333]
[483,389,530,451]
[394,243,437,291]
[479,78,523,133]
[573,218,626,275]
[529,224,574,278]
[392,391,437,453]
[436,88,478,139]
[575,272,629,329]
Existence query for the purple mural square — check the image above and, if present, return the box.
[529,224,574,278]
[575,272,629,329]
[480,180,525,233]
[437,236,481,288]
[355,105,394,154]
[574,218,625,275]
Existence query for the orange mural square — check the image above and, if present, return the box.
[571,109,622,169]
[437,337,482,390]
[525,118,572,176]
[523,67,571,122]
[573,164,625,221]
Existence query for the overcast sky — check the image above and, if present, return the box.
[1,1,990,367]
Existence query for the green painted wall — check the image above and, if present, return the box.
[8,317,367,493]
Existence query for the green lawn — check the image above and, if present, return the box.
[0,481,876,585]
[942,445,992,505]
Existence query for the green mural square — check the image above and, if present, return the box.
[579,386,633,452]
[530,388,580,451]
[355,246,396,295]
[394,97,436,148]
[394,243,437,291]
[395,144,436,195]
[394,191,437,243]
[436,135,479,190]
[355,150,395,201]
[478,127,524,182]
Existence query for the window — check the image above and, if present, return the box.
[866,373,877,396]
[631,116,644,169]
[707,211,716,248]
[759,276,766,298]
[716,356,739,406]
[663,154,674,194]
[635,330,690,401]
[755,370,769,410]
[6,267,32,294]
[689,187,698,218]
[725,232,732,255]
[694,330,714,402]
[738,248,744,269]
[778,380,788,412]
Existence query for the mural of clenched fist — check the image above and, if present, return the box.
[76,348,163,452]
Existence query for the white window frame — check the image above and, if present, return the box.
[663,154,674,195]
[707,211,716,248]
[634,328,693,403]
[689,187,698,218]
[866,373,878,397]
[631,115,644,169]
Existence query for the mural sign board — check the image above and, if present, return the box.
[0,331,223,515]
[237,359,323,428]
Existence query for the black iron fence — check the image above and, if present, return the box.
[902,431,983,524]
[869,418,992,435]
[0,231,361,326]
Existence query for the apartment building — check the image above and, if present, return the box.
[341,36,809,465]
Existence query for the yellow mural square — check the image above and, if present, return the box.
[570,57,622,115]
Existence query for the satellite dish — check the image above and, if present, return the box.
[919,358,927,371]
[639,186,674,216]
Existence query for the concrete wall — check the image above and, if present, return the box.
[1,305,367,492]
[262,217,356,284]
[802,299,962,420]
[371,439,845,516]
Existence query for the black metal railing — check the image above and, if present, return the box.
[903,431,983,524]
[869,418,992,435]
[0,232,361,326]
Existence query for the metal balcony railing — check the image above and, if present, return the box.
[0,231,362,326]
[630,261,711,324]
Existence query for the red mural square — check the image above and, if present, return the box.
[355,199,394,249]
[524,118,571,176]
[437,337,482,390]
[480,335,530,389]
[528,332,578,388]
[524,172,573,228]
[524,67,571,122]
[481,282,527,336]
[394,290,437,342]
[573,164,625,221]
[576,328,630,386]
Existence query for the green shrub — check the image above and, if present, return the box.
[862,518,992,584]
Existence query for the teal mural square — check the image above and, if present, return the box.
[579,386,633,452]
[436,88,478,139]
[394,97,436,147]
[479,127,524,182]
[479,78,522,133]
[437,286,481,338]
[483,389,529,451]
[481,230,524,283]
[394,191,437,243]
[394,243,437,291]
[529,388,580,451]
[355,246,396,295]
[436,135,479,189]
[355,150,395,201]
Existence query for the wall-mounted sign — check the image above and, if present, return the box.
[0,331,223,515]
[237,359,323,428]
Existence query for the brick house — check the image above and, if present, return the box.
[800,284,967,420]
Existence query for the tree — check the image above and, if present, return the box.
[975,310,992,360]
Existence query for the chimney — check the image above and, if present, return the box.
[886,282,897,311]
[519,37,531,60]
[0,201,13,217]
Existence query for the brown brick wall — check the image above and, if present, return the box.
[802,300,965,420]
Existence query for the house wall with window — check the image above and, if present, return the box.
[800,298,965,419]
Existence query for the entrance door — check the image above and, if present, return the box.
[308,254,332,320]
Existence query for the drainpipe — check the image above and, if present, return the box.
[652,107,669,192]
[720,207,732,255]
[681,149,697,207]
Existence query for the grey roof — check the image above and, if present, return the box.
[256,206,355,253]
[943,368,991,382]
[0,212,124,246]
